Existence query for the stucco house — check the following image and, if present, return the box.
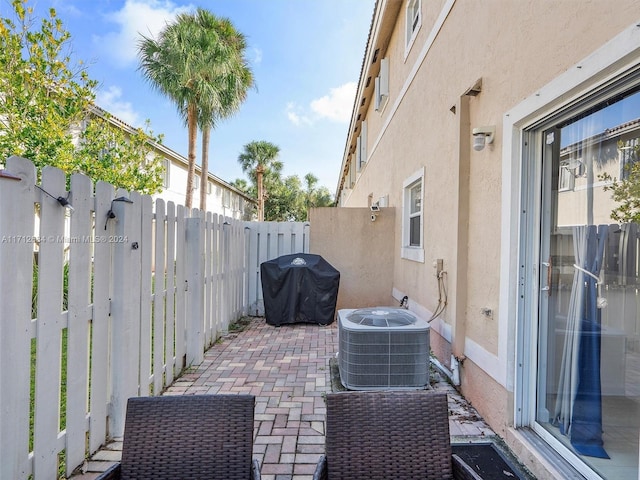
[335,0,640,478]
[92,105,256,220]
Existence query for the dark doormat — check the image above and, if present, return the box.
[452,442,535,479]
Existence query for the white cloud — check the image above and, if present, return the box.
[252,48,263,66]
[286,82,357,127]
[94,0,193,68]
[310,82,357,123]
[285,102,312,126]
[96,86,140,126]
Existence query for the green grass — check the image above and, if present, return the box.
[228,316,253,333]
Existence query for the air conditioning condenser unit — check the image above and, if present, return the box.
[338,307,430,390]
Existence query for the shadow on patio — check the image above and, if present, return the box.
[74,317,501,480]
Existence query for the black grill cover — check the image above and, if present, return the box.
[261,253,340,326]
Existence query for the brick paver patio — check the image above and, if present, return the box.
[74,317,494,480]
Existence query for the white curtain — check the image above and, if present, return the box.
[553,225,587,434]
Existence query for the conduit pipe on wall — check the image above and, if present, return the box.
[450,92,472,363]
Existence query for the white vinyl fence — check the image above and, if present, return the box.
[0,156,309,479]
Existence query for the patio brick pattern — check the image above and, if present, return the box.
[72,317,494,480]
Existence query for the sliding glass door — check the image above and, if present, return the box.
[535,87,640,479]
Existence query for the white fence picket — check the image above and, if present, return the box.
[0,156,311,478]
[214,215,224,332]
[139,195,153,397]
[65,172,93,476]
[153,200,166,395]
[174,205,187,377]
[89,181,114,455]
[0,156,37,479]
[109,189,141,437]
[204,211,215,346]
[185,214,204,365]
[164,202,177,385]
[33,166,68,476]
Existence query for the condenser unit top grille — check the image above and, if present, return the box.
[341,307,428,332]
[346,308,416,327]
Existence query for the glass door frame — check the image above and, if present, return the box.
[516,70,640,480]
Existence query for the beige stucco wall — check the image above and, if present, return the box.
[342,0,638,371]
[309,207,396,312]
[338,1,640,477]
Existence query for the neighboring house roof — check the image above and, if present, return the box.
[89,104,257,206]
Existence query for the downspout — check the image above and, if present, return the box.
[450,90,473,385]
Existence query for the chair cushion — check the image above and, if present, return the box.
[325,391,453,480]
[120,395,255,480]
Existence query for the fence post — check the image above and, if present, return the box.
[109,191,141,438]
[0,156,36,479]
[185,213,204,365]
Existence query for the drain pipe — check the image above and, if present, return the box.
[430,355,461,386]
[450,355,461,386]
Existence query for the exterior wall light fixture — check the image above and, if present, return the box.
[104,196,133,229]
[472,126,495,151]
[35,184,74,213]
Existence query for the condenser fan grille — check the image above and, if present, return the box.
[346,308,416,327]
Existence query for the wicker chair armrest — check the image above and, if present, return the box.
[452,453,483,480]
[251,458,262,480]
[92,459,259,480]
[312,454,328,480]
[94,463,121,480]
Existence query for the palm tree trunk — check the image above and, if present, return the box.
[185,103,198,210]
[257,164,264,221]
[200,126,210,212]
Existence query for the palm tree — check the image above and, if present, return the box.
[303,173,334,219]
[138,8,253,210]
[197,16,254,212]
[304,173,318,220]
[238,141,280,221]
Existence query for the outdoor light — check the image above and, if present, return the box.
[472,126,495,151]
[57,196,74,212]
[104,196,134,229]
[35,184,74,213]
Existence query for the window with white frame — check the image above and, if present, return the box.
[349,157,356,187]
[557,165,575,192]
[161,159,170,188]
[193,175,200,190]
[405,0,421,51]
[359,120,368,169]
[401,167,424,262]
[374,58,389,112]
[207,180,213,195]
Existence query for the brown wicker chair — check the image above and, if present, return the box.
[96,394,261,480]
[313,391,482,480]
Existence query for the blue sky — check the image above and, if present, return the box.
[9,0,375,193]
